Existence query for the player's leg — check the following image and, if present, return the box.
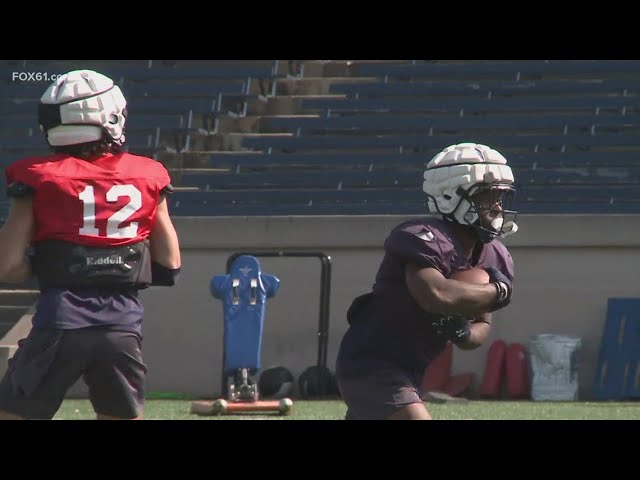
[97,411,144,420]
[0,410,24,420]
[344,408,358,420]
[84,329,146,420]
[387,402,432,420]
[337,363,431,420]
[0,328,87,419]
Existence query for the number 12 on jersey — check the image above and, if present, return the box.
[78,184,142,239]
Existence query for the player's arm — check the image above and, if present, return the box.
[148,195,181,285]
[456,314,492,350]
[0,196,35,283]
[405,264,501,317]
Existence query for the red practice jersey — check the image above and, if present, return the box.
[5,152,171,247]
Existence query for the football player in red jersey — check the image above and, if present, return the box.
[336,143,518,420]
[0,69,181,420]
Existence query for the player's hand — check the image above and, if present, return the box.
[432,314,471,345]
[484,267,512,311]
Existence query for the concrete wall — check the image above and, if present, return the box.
[116,214,639,400]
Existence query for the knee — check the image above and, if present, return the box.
[387,402,432,420]
[0,409,26,420]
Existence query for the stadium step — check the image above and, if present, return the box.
[204,115,261,134]
[291,60,351,78]
[274,77,378,96]
[156,151,219,170]
[222,132,293,152]
[169,167,231,187]
[0,289,39,343]
[258,115,320,133]
[247,95,345,116]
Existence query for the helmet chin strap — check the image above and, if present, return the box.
[472,224,498,244]
[448,211,494,243]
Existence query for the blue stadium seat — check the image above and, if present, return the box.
[301,95,636,116]
[330,79,639,98]
[240,133,640,153]
[515,202,640,214]
[515,167,640,185]
[0,132,48,150]
[122,79,246,98]
[517,184,639,202]
[508,151,640,168]
[122,132,157,156]
[126,97,215,115]
[126,113,189,131]
[0,116,38,131]
[264,113,640,135]
[148,62,278,80]
[0,83,45,100]
[209,151,640,172]
[208,152,430,170]
[179,169,421,190]
[168,202,426,216]
[0,98,40,114]
[0,60,27,73]
[122,79,249,118]
[167,187,640,216]
[168,187,426,216]
[350,60,640,80]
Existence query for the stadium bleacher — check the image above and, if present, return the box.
[240,133,640,153]
[328,79,638,98]
[1,59,640,218]
[348,60,640,80]
[262,112,640,136]
[301,95,635,116]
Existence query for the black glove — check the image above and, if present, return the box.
[431,314,472,345]
[484,266,512,311]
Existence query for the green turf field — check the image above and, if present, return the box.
[52,399,640,420]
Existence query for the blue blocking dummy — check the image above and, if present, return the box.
[211,255,280,373]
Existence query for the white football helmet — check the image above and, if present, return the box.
[38,69,127,147]
[423,142,518,242]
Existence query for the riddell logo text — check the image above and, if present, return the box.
[86,255,123,266]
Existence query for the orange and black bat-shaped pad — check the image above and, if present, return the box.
[190,398,294,416]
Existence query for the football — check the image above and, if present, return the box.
[450,268,492,324]
[450,267,490,285]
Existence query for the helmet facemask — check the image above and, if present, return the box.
[454,183,518,243]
